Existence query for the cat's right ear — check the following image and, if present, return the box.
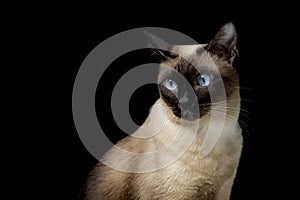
[144,31,178,62]
[205,22,239,64]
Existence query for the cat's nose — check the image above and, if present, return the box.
[179,92,197,107]
[179,92,190,104]
[179,96,189,104]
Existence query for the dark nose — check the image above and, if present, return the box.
[178,92,198,112]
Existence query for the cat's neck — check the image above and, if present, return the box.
[154,97,240,131]
[149,97,241,156]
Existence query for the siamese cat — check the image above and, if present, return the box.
[82,23,242,200]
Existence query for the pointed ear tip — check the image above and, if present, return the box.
[144,31,154,40]
[224,22,235,27]
[223,22,236,32]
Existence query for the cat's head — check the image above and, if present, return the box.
[153,23,240,120]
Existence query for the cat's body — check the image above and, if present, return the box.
[82,23,242,200]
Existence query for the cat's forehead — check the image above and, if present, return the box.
[171,44,207,58]
[167,44,219,72]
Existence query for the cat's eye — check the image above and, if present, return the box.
[163,79,177,91]
[197,74,211,87]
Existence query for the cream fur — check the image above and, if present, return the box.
[84,40,243,199]
[85,97,242,200]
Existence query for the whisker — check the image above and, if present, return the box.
[210,107,253,122]
[240,99,256,104]
[234,86,254,91]
[209,111,250,135]
[213,107,254,115]
[203,100,254,106]
[237,120,250,135]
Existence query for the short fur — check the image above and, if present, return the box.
[82,23,242,200]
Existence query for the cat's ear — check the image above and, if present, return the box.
[144,31,178,61]
[206,22,238,64]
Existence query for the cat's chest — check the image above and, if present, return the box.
[145,154,232,199]
[151,123,242,192]
[170,143,234,180]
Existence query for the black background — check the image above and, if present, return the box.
[15,5,296,200]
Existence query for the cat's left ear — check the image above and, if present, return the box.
[206,22,239,64]
[144,31,178,62]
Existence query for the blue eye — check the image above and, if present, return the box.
[163,79,177,91]
[197,74,211,86]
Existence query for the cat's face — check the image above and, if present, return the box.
[156,23,239,120]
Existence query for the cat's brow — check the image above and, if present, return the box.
[174,58,193,75]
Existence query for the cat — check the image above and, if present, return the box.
[81,22,242,200]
